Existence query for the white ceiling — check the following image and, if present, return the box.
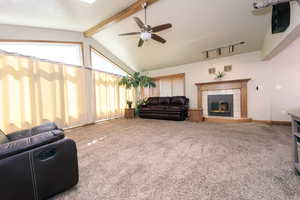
[0,0,137,31]
[0,0,271,72]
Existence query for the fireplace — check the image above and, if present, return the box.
[208,94,233,117]
[196,79,251,121]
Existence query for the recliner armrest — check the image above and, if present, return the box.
[0,130,64,160]
[7,123,59,141]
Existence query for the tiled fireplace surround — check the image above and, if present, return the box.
[196,79,251,121]
[203,89,241,119]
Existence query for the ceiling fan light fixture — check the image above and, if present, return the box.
[119,2,172,47]
[140,31,152,41]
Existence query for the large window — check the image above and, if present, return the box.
[0,41,83,66]
[0,51,85,133]
[90,47,127,76]
[142,73,185,98]
[91,47,134,121]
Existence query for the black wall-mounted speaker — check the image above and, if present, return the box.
[272,2,291,34]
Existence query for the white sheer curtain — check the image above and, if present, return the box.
[142,80,160,98]
[0,51,85,133]
[93,71,134,121]
[142,75,185,98]
[160,79,173,97]
[172,77,185,96]
[0,50,135,133]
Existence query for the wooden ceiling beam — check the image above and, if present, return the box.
[84,0,160,37]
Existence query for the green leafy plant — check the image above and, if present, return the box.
[126,100,133,109]
[136,98,147,115]
[119,72,156,112]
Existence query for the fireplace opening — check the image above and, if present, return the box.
[208,94,233,117]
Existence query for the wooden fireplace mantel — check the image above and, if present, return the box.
[195,79,251,118]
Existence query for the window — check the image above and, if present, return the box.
[90,47,127,76]
[159,76,185,97]
[142,74,185,98]
[0,51,85,132]
[0,41,83,66]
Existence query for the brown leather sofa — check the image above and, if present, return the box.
[139,96,189,121]
[0,123,78,200]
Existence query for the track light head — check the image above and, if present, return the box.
[229,45,235,53]
[205,51,209,59]
[217,48,222,56]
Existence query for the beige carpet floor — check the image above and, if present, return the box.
[51,118,300,200]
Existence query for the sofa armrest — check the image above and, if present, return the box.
[185,98,190,106]
[0,130,64,160]
[7,123,59,141]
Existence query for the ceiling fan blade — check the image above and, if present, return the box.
[138,39,144,47]
[119,32,140,36]
[152,23,172,33]
[151,34,166,44]
[134,17,145,29]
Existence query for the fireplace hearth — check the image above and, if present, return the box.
[208,94,233,117]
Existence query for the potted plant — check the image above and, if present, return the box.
[119,72,156,114]
[127,100,133,109]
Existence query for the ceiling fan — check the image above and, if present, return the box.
[119,2,172,47]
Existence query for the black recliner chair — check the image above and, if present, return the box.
[0,123,78,200]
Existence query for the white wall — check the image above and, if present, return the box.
[146,36,300,122]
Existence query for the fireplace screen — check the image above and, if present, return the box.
[208,94,233,117]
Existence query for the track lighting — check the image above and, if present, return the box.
[205,51,209,59]
[202,41,245,59]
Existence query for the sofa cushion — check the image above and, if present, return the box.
[170,96,187,105]
[0,130,8,144]
[141,105,168,111]
[168,106,186,112]
[147,97,159,105]
[159,97,171,105]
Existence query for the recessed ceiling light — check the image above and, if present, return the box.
[80,0,96,4]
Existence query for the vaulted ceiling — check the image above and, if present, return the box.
[0,0,270,71]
